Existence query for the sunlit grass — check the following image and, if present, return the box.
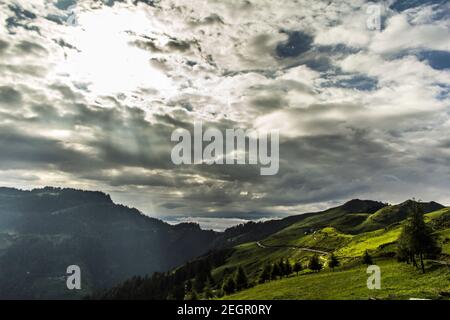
[222,259,450,300]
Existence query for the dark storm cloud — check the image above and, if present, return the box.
[132,0,158,7]
[83,170,179,188]
[166,39,191,52]
[279,131,393,174]
[94,0,158,8]
[15,40,48,56]
[258,131,393,202]
[0,86,22,106]
[1,0,450,217]
[89,136,173,171]
[0,39,9,55]
[437,138,450,149]
[131,39,162,53]
[161,202,186,209]
[179,184,239,206]
[154,118,397,210]
[249,96,286,112]
[193,163,264,183]
[153,113,192,128]
[62,105,178,171]
[0,76,420,213]
[0,125,97,171]
[249,33,277,59]
[132,36,196,56]
[54,39,80,52]
[0,83,179,179]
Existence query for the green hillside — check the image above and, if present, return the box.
[223,259,450,300]
[210,201,449,284]
[97,199,450,300]
[211,203,450,300]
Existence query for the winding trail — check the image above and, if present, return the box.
[256,241,329,255]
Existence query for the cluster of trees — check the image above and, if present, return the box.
[328,253,340,270]
[308,255,322,272]
[258,259,300,283]
[397,204,441,273]
[221,266,250,295]
[257,254,341,285]
[92,248,234,300]
[308,254,342,272]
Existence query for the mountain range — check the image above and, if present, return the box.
[0,187,449,299]
[0,187,217,299]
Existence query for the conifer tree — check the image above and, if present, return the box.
[397,202,441,273]
[328,253,340,271]
[271,263,281,280]
[285,259,293,276]
[222,277,236,295]
[362,250,373,265]
[293,261,303,275]
[259,263,272,283]
[308,254,323,272]
[235,266,249,291]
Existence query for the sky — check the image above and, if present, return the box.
[1,0,450,224]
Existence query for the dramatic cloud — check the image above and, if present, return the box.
[1,0,449,223]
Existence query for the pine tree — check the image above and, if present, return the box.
[203,278,214,299]
[293,261,303,275]
[397,202,441,273]
[185,279,193,293]
[285,259,293,276]
[271,263,281,280]
[278,259,286,276]
[216,288,225,298]
[328,253,340,271]
[308,254,322,272]
[235,266,249,291]
[222,277,236,295]
[397,230,413,264]
[362,250,373,265]
[259,263,272,283]
[169,283,185,300]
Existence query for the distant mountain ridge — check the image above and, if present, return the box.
[341,199,387,213]
[213,199,388,246]
[0,187,217,299]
